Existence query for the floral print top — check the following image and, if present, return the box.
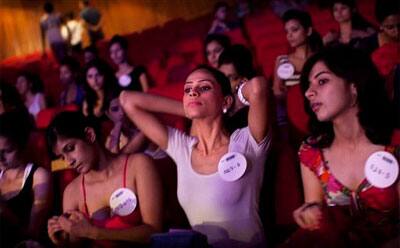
[298,140,399,214]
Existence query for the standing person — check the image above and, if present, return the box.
[15,72,47,120]
[109,35,150,92]
[323,0,375,47]
[46,111,163,247]
[61,11,84,54]
[283,45,399,247]
[79,0,104,46]
[0,111,52,247]
[40,2,67,63]
[120,65,271,247]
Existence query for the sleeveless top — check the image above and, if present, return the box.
[81,156,142,230]
[298,140,399,242]
[118,66,147,91]
[1,164,38,247]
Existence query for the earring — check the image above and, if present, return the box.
[223,108,227,114]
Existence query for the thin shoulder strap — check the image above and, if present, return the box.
[21,163,34,189]
[123,155,130,188]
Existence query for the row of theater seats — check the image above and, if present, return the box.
[2,0,398,243]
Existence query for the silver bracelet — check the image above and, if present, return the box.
[237,82,250,106]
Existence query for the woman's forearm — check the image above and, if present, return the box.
[120,91,184,117]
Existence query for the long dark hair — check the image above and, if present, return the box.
[218,44,256,79]
[0,111,33,150]
[83,59,118,116]
[18,71,45,94]
[282,9,323,53]
[331,0,375,31]
[300,45,394,147]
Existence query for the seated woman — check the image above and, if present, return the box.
[272,9,322,140]
[46,111,163,247]
[109,35,150,92]
[15,71,47,120]
[0,111,52,247]
[204,34,231,68]
[359,0,399,54]
[83,45,99,65]
[283,45,399,247]
[120,65,271,247]
[217,44,257,132]
[59,57,85,107]
[323,0,375,47]
[82,59,118,120]
[105,91,166,159]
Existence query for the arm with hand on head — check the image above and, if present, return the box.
[292,163,324,230]
[240,76,270,143]
[119,91,184,150]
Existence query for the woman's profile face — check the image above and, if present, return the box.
[86,67,105,92]
[285,19,308,48]
[183,69,225,119]
[53,136,97,174]
[305,61,357,122]
[109,43,126,65]
[0,136,19,170]
[333,3,352,23]
[16,76,30,96]
[206,41,224,68]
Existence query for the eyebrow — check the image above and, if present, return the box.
[184,79,215,85]
[313,71,331,79]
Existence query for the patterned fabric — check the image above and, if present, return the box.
[298,139,399,212]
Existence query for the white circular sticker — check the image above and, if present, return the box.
[364,151,399,188]
[277,62,295,80]
[109,188,137,216]
[218,152,247,182]
[119,74,132,87]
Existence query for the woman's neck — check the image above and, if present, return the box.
[84,146,113,180]
[294,44,310,60]
[339,21,353,42]
[191,118,229,155]
[23,91,34,103]
[118,62,133,73]
[378,32,398,46]
[332,106,369,148]
[95,89,104,99]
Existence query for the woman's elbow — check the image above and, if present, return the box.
[250,76,268,97]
